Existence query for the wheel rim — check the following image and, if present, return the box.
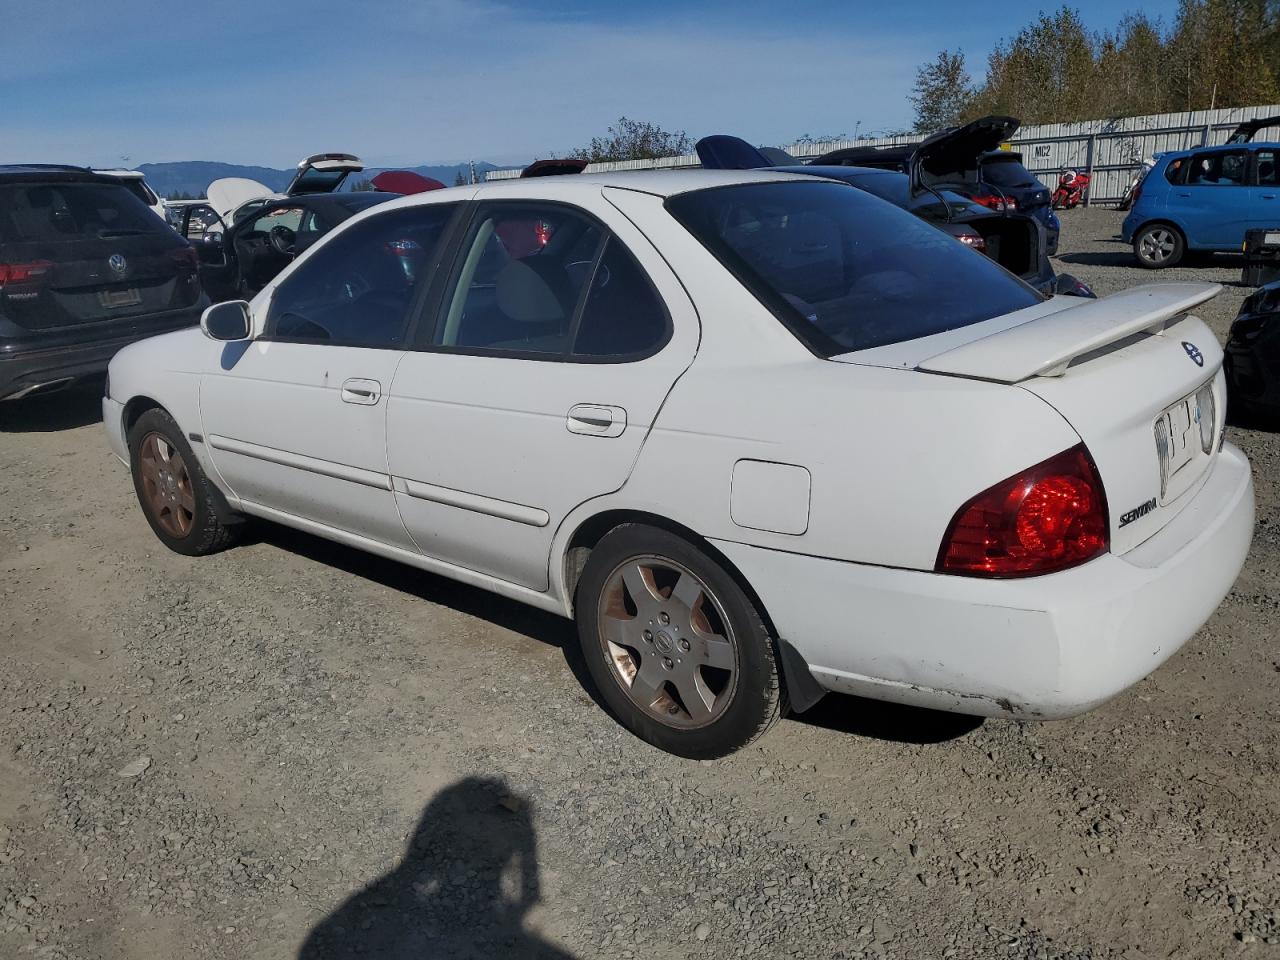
[1140,228,1176,263]
[596,555,739,730]
[138,432,195,538]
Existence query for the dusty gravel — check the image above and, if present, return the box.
[1,207,1278,960]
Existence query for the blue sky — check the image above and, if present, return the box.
[1,0,1175,169]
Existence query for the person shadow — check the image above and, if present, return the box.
[298,777,577,960]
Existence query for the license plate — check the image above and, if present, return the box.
[1265,231,1280,246]
[98,287,141,309]
[1154,382,1214,500]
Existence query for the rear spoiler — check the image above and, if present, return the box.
[917,283,1221,383]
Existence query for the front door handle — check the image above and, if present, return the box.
[567,403,626,437]
[341,378,381,405]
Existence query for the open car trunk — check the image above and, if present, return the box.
[841,282,1226,556]
[284,153,364,195]
[912,116,1020,194]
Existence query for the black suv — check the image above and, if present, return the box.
[0,165,205,401]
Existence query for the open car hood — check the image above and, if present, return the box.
[912,115,1020,193]
[207,177,274,222]
[285,153,364,195]
[371,171,445,194]
[1226,115,1280,143]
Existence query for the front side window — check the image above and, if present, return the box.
[1187,151,1248,186]
[431,203,669,360]
[265,203,458,349]
[667,181,1042,356]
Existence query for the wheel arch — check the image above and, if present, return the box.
[558,507,825,714]
[122,394,165,440]
[1134,218,1188,243]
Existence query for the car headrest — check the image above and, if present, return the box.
[495,258,566,324]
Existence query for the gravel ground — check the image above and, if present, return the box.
[1,207,1278,960]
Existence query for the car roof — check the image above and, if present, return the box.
[0,163,107,183]
[774,164,900,180]
[92,168,145,180]
[474,168,819,198]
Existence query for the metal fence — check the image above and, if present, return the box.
[486,104,1280,204]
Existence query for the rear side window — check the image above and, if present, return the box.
[667,181,1042,356]
[1257,150,1278,186]
[265,203,459,349]
[0,182,165,242]
[118,179,158,207]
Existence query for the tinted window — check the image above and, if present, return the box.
[117,179,158,207]
[0,182,167,242]
[1164,157,1187,184]
[981,159,1038,188]
[845,172,909,208]
[573,238,670,357]
[1187,151,1248,185]
[266,203,458,348]
[1257,150,1278,186]
[667,181,1042,356]
[436,203,604,355]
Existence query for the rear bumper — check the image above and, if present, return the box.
[0,308,201,400]
[714,443,1254,719]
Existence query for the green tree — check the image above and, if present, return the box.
[569,117,693,163]
[454,170,467,186]
[349,178,375,192]
[910,50,974,132]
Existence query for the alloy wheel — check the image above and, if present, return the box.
[138,432,195,538]
[1140,227,1177,264]
[596,555,739,729]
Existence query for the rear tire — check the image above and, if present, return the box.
[575,525,784,759]
[127,408,242,556]
[1133,223,1184,268]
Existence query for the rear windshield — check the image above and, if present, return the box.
[981,158,1038,188]
[666,181,1042,356]
[0,182,167,243]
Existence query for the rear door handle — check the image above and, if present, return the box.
[341,378,381,405]
[567,403,626,437]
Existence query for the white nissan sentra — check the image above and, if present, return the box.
[102,170,1255,758]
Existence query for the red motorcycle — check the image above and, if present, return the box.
[1052,169,1090,209]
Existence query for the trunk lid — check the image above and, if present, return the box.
[836,282,1226,554]
[912,115,1019,197]
[284,153,363,195]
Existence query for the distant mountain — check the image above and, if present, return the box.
[137,160,505,199]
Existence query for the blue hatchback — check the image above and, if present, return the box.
[1122,142,1280,267]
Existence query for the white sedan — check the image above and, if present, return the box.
[102,170,1255,758]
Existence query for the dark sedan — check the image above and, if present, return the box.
[1225,280,1280,424]
[178,191,401,303]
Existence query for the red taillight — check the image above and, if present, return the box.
[167,246,199,270]
[534,219,554,246]
[0,260,54,288]
[937,445,1109,578]
[971,195,1016,212]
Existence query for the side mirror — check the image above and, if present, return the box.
[204,231,223,246]
[201,300,251,341]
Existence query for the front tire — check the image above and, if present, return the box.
[127,408,242,556]
[575,525,784,759]
[1133,223,1184,268]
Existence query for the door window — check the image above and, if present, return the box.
[1186,151,1248,186]
[264,203,459,349]
[435,203,604,355]
[1256,150,1278,186]
[572,238,671,358]
[431,203,670,360]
